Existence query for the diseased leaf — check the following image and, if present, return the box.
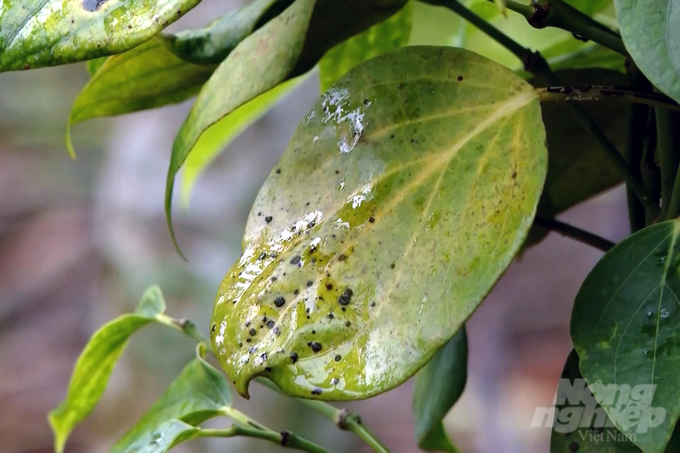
[48,286,167,453]
[166,0,410,252]
[210,46,547,400]
[413,328,467,453]
[319,3,412,93]
[68,0,290,154]
[526,69,628,247]
[550,350,641,453]
[0,0,200,71]
[572,220,680,452]
[615,0,680,103]
[112,346,231,452]
[180,76,307,205]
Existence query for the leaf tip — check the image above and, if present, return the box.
[234,376,252,400]
[165,171,188,261]
[65,123,77,160]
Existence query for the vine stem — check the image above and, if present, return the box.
[196,424,329,453]
[429,0,660,218]
[491,0,627,55]
[534,217,615,252]
[256,378,390,453]
[536,86,680,113]
[160,316,390,453]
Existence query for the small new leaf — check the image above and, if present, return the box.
[413,328,467,452]
[112,346,231,452]
[48,286,167,453]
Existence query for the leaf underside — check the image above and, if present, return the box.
[211,46,547,400]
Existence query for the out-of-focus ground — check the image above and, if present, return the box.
[0,2,629,452]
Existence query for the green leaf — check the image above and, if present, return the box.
[548,43,627,73]
[408,1,465,47]
[119,420,202,453]
[615,0,680,103]
[165,0,410,253]
[70,38,215,127]
[550,350,641,453]
[413,328,467,452]
[318,3,412,93]
[180,76,307,206]
[48,286,167,453]
[572,220,680,452]
[565,0,612,15]
[210,46,547,400]
[112,346,231,452]
[526,69,628,247]
[68,0,290,156]
[0,0,200,72]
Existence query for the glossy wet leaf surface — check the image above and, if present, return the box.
[572,220,680,453]
[211,46,547,400]
[413,328,467,452]
[122,420,201,453]
[166,0,409,250]
[615,0,680,103]
[112,347,231,452]
[0,0,199,71]
[48,286,167,453]
[318,3,412,93]
[550,350,641,453]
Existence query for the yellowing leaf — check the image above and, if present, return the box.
[48,287,167,453]
[0,0,199,71]
[211,47,547,400]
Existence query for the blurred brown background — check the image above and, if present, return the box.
[0,1,628,452]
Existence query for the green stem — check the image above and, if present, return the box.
[498,0,627,55]
[430,0,660,216]
[641,111,662,224]
[656,108,680,220]
[536,86,680,112]
[667,165,680,220]
[197,425,329,453]
[624,103,648,232]
[158,315,213,346]
[256,378,389,453]
[534,217,615,252]
[163,317,389,452]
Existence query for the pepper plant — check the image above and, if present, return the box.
[3,0,680,451]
